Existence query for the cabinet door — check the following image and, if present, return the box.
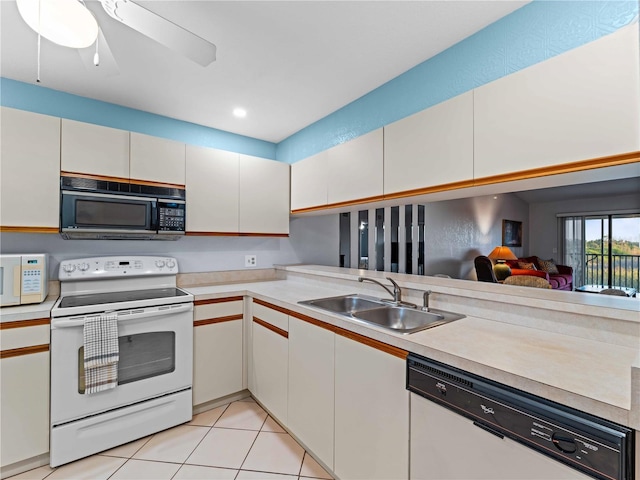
[251,321,288,423]
[61,119,129,179]
[334,335,409,480]
[186,145,239,233]
[0,351,50,467]
[384,92,473,194]
[239,155,290,234]
[474,25,640,179]
[0,107,60,229]
[287,317,335,469]
[327,128,383,205]
[290,151,328,211]
[251,303,288,422]
[130,132,186,185]
[193,300,244,406]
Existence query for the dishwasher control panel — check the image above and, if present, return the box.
[407,355,634,480]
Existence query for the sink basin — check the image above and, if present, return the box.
[299,294,386,314]
[299,294,465,334]
[353,307,463,334]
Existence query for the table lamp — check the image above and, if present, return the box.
[488,246,518,281]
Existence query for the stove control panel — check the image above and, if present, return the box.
[59,256,179,280]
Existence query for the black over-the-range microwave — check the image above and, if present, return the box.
[60,176,186,240]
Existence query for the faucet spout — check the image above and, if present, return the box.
[358,276,396,302]
[386,277,402,303]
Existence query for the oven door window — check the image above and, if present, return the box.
[78,332,175,394]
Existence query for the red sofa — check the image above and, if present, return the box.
[505,256,573,291]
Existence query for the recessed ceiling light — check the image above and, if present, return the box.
[233,108,247,118]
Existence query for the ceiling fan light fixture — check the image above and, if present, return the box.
[17,0,99,49]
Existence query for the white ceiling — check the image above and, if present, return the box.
[514,177,640,205]
[1,0,530,143]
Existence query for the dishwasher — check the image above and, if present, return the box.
[407,354,635,480]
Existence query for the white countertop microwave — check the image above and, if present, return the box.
[0,254,49,307]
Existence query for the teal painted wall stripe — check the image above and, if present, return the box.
[0,77,277,160]
[276,0,639,164]
[2,1,637,165]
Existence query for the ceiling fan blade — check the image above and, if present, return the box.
[78,27,120,77]
[100,0,216,66]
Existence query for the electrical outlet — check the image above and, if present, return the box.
[244,255,257,268]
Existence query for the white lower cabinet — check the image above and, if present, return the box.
[1,323,50,471]
[250,302,288,423]
[287,316,335,469]
[334,334,409,480]
[192,299,244,406]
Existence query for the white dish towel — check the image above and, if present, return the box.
[83,313,119,394]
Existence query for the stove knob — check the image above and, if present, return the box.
[551,433,577,453]
[155,260,166,268]
[166,260,176,269]
[63,264,76,273]
[79,262,90,271]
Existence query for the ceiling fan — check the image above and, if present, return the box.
[16,0,216,79]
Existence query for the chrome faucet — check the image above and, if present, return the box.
[358,276,406,305]
[421,290,432,312]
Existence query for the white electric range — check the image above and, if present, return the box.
[49,256,194,467]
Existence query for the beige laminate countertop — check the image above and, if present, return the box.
[0,295,58,323]
[184,277,640,429]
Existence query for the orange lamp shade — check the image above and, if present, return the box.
[488,246,518,261]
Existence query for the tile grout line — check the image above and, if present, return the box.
[178,401,233,473]
[298,451,308,477]
[235,418,265,478]
[9,401,333,480]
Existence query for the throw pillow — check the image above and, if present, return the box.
[538,259,559,274]
[517,262,537,270]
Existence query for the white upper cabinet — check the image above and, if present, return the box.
[61,119,129,179]
[1,107,60,229]
[474,24,640,179]
[130,132,186,185]
[185,145,239,233]
[327,128,383,204]
[239,155,290,234]
[384,92,473,194]
[290,150,328,211]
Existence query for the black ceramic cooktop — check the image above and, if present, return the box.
[59,288,189,308]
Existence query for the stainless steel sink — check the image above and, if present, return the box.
[299,294,465,334]
[299,294,386,314]
[352,307,464,334]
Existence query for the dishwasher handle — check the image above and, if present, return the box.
[473,421,505,439]
[52,302,193,329]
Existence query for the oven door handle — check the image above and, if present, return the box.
[52,303,193,328]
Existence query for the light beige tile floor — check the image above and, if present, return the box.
[9,399,333,480]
